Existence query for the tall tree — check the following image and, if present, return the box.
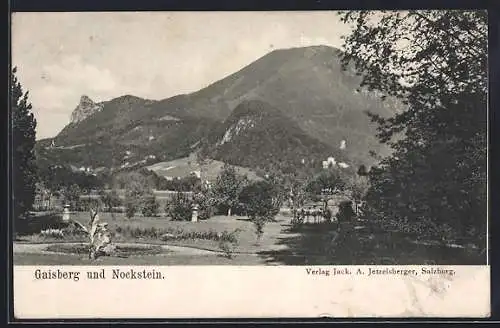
[11,67,37,225]
[339,10,487,246]
[239,180,280,242]
[211,164,247,216]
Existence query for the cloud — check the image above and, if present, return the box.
[12,12,349,139]
[30,55,118,112]
[42,55,117,95]
[15,55,119,139]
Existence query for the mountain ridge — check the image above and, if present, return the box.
[38,45,402,174]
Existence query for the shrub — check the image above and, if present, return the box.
[125,199,137,219]
[253,217,266,242]
[219,239,237,259]
[194,192,216,220]
[239,180,279,241]
[142,195,159,217]
[336,200,356,223]
[167,192,193,221]
[323,208,333,222]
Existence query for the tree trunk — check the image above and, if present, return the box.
[227,207,232,216]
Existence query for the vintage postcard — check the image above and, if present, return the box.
[11,10,489,319]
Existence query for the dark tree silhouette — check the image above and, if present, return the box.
[339,10,487,249]
[11,67,37,229]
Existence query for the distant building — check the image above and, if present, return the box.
[338,162,349,169]
[340,140,347,150]
[322,160,329,169]
[191,170,201,179]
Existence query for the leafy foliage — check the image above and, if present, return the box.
[141,195,159,217]
[336,200,356,223]
[210,164,248,216]
[239,180,280,241]
[124,198,137,219]
[339,10,487,248]
[305,169,346,196]
[99,189,122,212]
[166,192,193,221]
[357,164,369,176]
[62,184,81,209]
[204,100,349,177]
[11,67,37,223]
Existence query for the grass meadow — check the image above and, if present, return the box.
[13,210,485,265]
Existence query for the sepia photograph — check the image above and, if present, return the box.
[11,10,487,269]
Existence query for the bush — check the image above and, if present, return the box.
[125,199,137,219]
[217,228,241,258]
[336,200,356,223]
[142,195,159,217]
[167,192,193,221]
[323,208,333,222]
[100,189,122,212]
[253,217,266,242]
[194,192,216,220]
[239,180,279,242]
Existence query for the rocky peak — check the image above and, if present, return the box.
[70,95,104,124]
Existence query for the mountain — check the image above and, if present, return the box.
[147,45,401,164]
[201,100,348,173]
[38,45,403,174]
[70,95,104,124]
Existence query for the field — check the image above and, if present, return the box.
[146,156,261,181]
[13,210,485,265]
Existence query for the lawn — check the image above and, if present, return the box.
[13,211,295,265]
[13,211,485,265]
[67,212,291,254]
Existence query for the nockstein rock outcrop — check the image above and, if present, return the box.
[70,95,104,124]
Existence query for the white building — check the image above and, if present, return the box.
[338,162,350,169]
[322,160,329,169]
[340,139,347,150]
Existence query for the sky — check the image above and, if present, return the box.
[12,11,351,140]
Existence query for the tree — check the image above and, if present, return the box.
[339,10,487,247]
[357,165,369,176]
[306,170,346,196]
[142,194,159,217]
[99,189,121,212]
[63,184,81,210]
[11,67,37,225]
[239,180,279,242]
[119,171,151,218]
[124,197,137,219]
[346,175,370,215]
[211,164,247,216]
[166,192,193,221]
